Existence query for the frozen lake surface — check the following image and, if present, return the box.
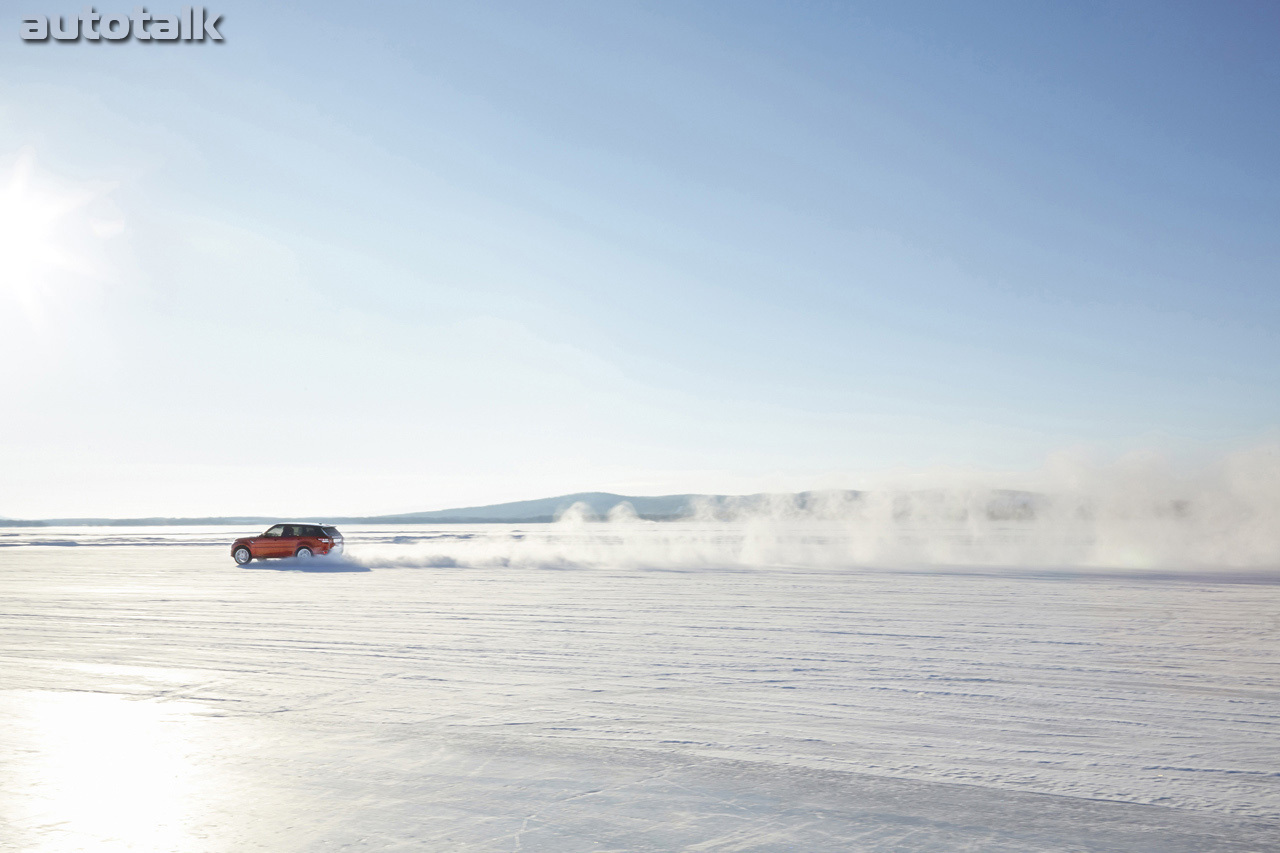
[1,524,1277,851]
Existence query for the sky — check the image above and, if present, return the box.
[1,1,1278,518]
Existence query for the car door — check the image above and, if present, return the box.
[258,524,287,557]
[295,525,318,554]
[279,524,302,557]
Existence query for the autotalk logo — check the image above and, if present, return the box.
[20,6,223,41]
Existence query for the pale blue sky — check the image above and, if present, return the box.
[2,1,1277,517]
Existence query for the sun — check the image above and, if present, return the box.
[0,151,103,325]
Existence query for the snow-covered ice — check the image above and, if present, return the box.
[1,523,1277,851]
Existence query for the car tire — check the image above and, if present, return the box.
[233,547,252,565]
[296,547,313,559]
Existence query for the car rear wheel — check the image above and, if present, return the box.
[233,547,252,565]
[296,547,313,559]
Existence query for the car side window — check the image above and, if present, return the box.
[264,525,284,537]
[284,525,299,537]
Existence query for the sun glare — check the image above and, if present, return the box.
[3,691,207,852]
[0,151,106,325]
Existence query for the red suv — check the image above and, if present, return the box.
[231,523,344,564]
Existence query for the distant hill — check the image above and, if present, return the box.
[362,492,701,523]
[0,494,704,527]
[0,515,292,528]
[0,488,1050,527]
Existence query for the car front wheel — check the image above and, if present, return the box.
[296,547,313,559]
[233,547,252,565]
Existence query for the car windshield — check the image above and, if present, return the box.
[321,527,341,538]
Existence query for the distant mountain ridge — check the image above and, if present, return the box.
[0,492,709,527]
[0,488,1047,527]
[367,492,701,523]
